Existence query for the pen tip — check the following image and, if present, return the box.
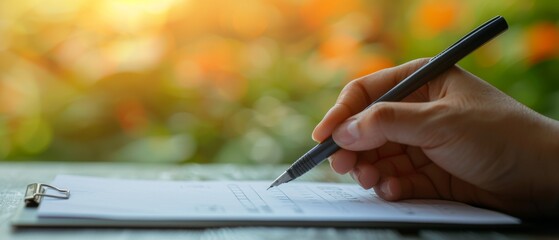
[268,171,293,190]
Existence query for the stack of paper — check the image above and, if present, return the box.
[19,175,519,228]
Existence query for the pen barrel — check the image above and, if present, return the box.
[288,137,340,178]
[372,16,508,104]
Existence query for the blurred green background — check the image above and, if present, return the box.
[0,0,557,163]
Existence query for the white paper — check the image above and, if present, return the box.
[38,175,519,224]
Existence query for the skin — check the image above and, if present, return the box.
[312,59,559,219]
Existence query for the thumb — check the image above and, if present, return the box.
[332,101,448,151]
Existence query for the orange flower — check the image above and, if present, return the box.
[299,0,361,30]
[350,54,394,81]
[319,33,360,61]
[188,38,248,101]
[525,22,559,64]
[115,98,148,134]
[413,0,460,37]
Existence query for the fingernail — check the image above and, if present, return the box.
[380,181,392,197]
[358,174,373,189]
[311,135,318,143]
[335,119,359,145]
[312,107,338,142]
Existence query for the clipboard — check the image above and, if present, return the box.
[11,175,523,230]
[12,206,526,229]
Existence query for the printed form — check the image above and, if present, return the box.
[38,175,519,224]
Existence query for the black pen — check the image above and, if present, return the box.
[268,16,509,190]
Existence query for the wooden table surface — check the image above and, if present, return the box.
[1,162,557,240]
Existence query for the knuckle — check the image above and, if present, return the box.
[416,57,431,64]
[335,80,369,114]
[369,102,396,124]
[332,102,354,118]
[409,58,430,67]
[407,58,430,73]
[340,79,360,94]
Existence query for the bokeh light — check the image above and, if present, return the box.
[0,0,557,163]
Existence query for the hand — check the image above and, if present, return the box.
[312,59,559,218]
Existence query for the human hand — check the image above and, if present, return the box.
[312,59,559,218]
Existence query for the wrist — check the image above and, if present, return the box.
[535,118,559,218]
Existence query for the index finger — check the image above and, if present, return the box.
[312,58,430,142]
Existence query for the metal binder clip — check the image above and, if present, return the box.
[24,183,70,207]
